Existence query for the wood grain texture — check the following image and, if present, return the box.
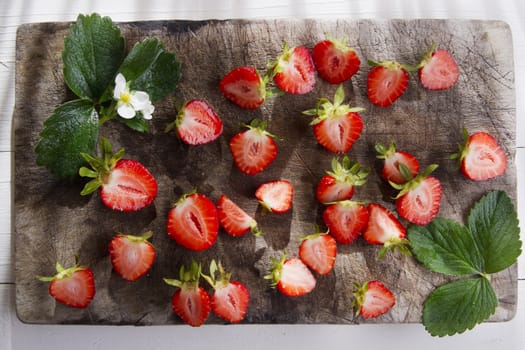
[13,19,516,325]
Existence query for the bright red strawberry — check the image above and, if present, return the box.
[229,119,279,176]
[303,85,364,154]
[255,180,293,214]
[367,60,410,107]
[316,156,369,204]
[202,260,250,323]
[451,129,507,181]
[417,43,459,90]
[322,200,369,244]
[166,191,219,251]
[352,280,395,319]
[312,35,360,84]
[364,203,410,257]
[269,44,316,94]
[299,230,337,275]
[217,194,261,236]
[164,260,211,327]
[219,66,267,109]
[80,137,158,212]
[108,231,156,281]
[265,255,316,297]
[375,142,420,185]
[391,165,442,226]
[38,261,95,308]
[166,99,223,145]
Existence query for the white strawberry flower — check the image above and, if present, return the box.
[113,73,154,119]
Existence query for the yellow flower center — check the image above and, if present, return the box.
[120,92,131,104]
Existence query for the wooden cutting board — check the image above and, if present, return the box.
[13,18,516,325]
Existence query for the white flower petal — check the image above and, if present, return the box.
[117,103,136,119]
[113,73,127,99]
[130,91,151,110]
[140,102,155,120]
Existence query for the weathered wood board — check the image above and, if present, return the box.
[13,19,516,325]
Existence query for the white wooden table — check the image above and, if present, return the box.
[1,0,524,348]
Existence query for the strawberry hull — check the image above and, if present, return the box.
[15,19,517,325]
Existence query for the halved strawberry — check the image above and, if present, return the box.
[312,35,360,84]
[79,137,158,212]
[375,142,420,185]
[364,203,410,257]
[303,85,364,154]
[164,260,211,327]
[265,255,316,297]
[299,230,337,275]
[229,119,279,176]
[268,43,316,94]
[219,66,267,109]
[352,280,395,319]
[166,99,223,145]
[316,156,369,204]
[38,261,95,308]
[108,231,156,281]
[451,128,507,181]
[217,194,261,236]
[202,260,250,324]
[391,164,442,226]
[255,180,293,214]
[367,60,410,107]
[322,200,369,244]
[417,43,459,90]
[166,191,219,251]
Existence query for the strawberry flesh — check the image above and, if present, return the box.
[313,112,363,154]
[312,39,360,84]
[273,46,316,94]
[167,193,219,251]
[219,66,265,109]
[353,280,395,319]
[277,257,316,297]
[299,233,337,275]
[217,194,258,236]
[176,100,223,145]
[172,287,211,327]
[364,203,406,245]
[316,175,355,204]
[101,159,158,212]
[212,281,250,323]
[48,268,95,308]
[367,62,409,107]
[255,180,293,214]
[396,176,442,225]
[109,233,155,281]
[323,201,369,244]
[418,49,459,90]
[461,131,507,181]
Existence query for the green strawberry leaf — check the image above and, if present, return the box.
[36,99,99,178]
[62,13,125,100]
[468,190,521,274]
[120,116,149,133]
[118,37,182,102]
[407,218,483,276]
[423,277,497,337]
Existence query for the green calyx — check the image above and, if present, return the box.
[37,259,87,282]
[201,260,231,290]
[325,33,354,53]
[378,237,412,259]
[264,254,286,287]
[303,84,365,125]
[327,156,370,186]
[390,164,439,198]
[449,128,471,167]
[116,230,153,243]
[351,281,368,316]
[375,141,397,160]
[416,42,437,69]
[78,137,125,195]
[163,259,202,289]
[368,59,418,73]
[243,119,281,140]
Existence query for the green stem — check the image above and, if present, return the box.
[99,102,117,126]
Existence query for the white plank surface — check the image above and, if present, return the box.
[1,0,524,349]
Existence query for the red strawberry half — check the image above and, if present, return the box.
[265,255,316,297]
[303,85,364,154]
[202,260,250,324]
[229,119,279,176]
[352,280,395,319]
[255,179,293,214]
[219,66,267,109]
[367,60,410,107]
[217,194,261,236]
[312,35,361,84]
[316,156,369,204]
[269,44,316,94]
[299,230,337,275]
[108,231,156,281]
[451,128,507,181]
[323,200,369,244]
[391,164,442,226]
[164,260,211,327]
[417,43,459,90]
[166,99,223,145]
[364,203,410,257]
[80,137,158,212]
[38,261,95,308]
[166,191,219,251]
[375,142,420,185]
